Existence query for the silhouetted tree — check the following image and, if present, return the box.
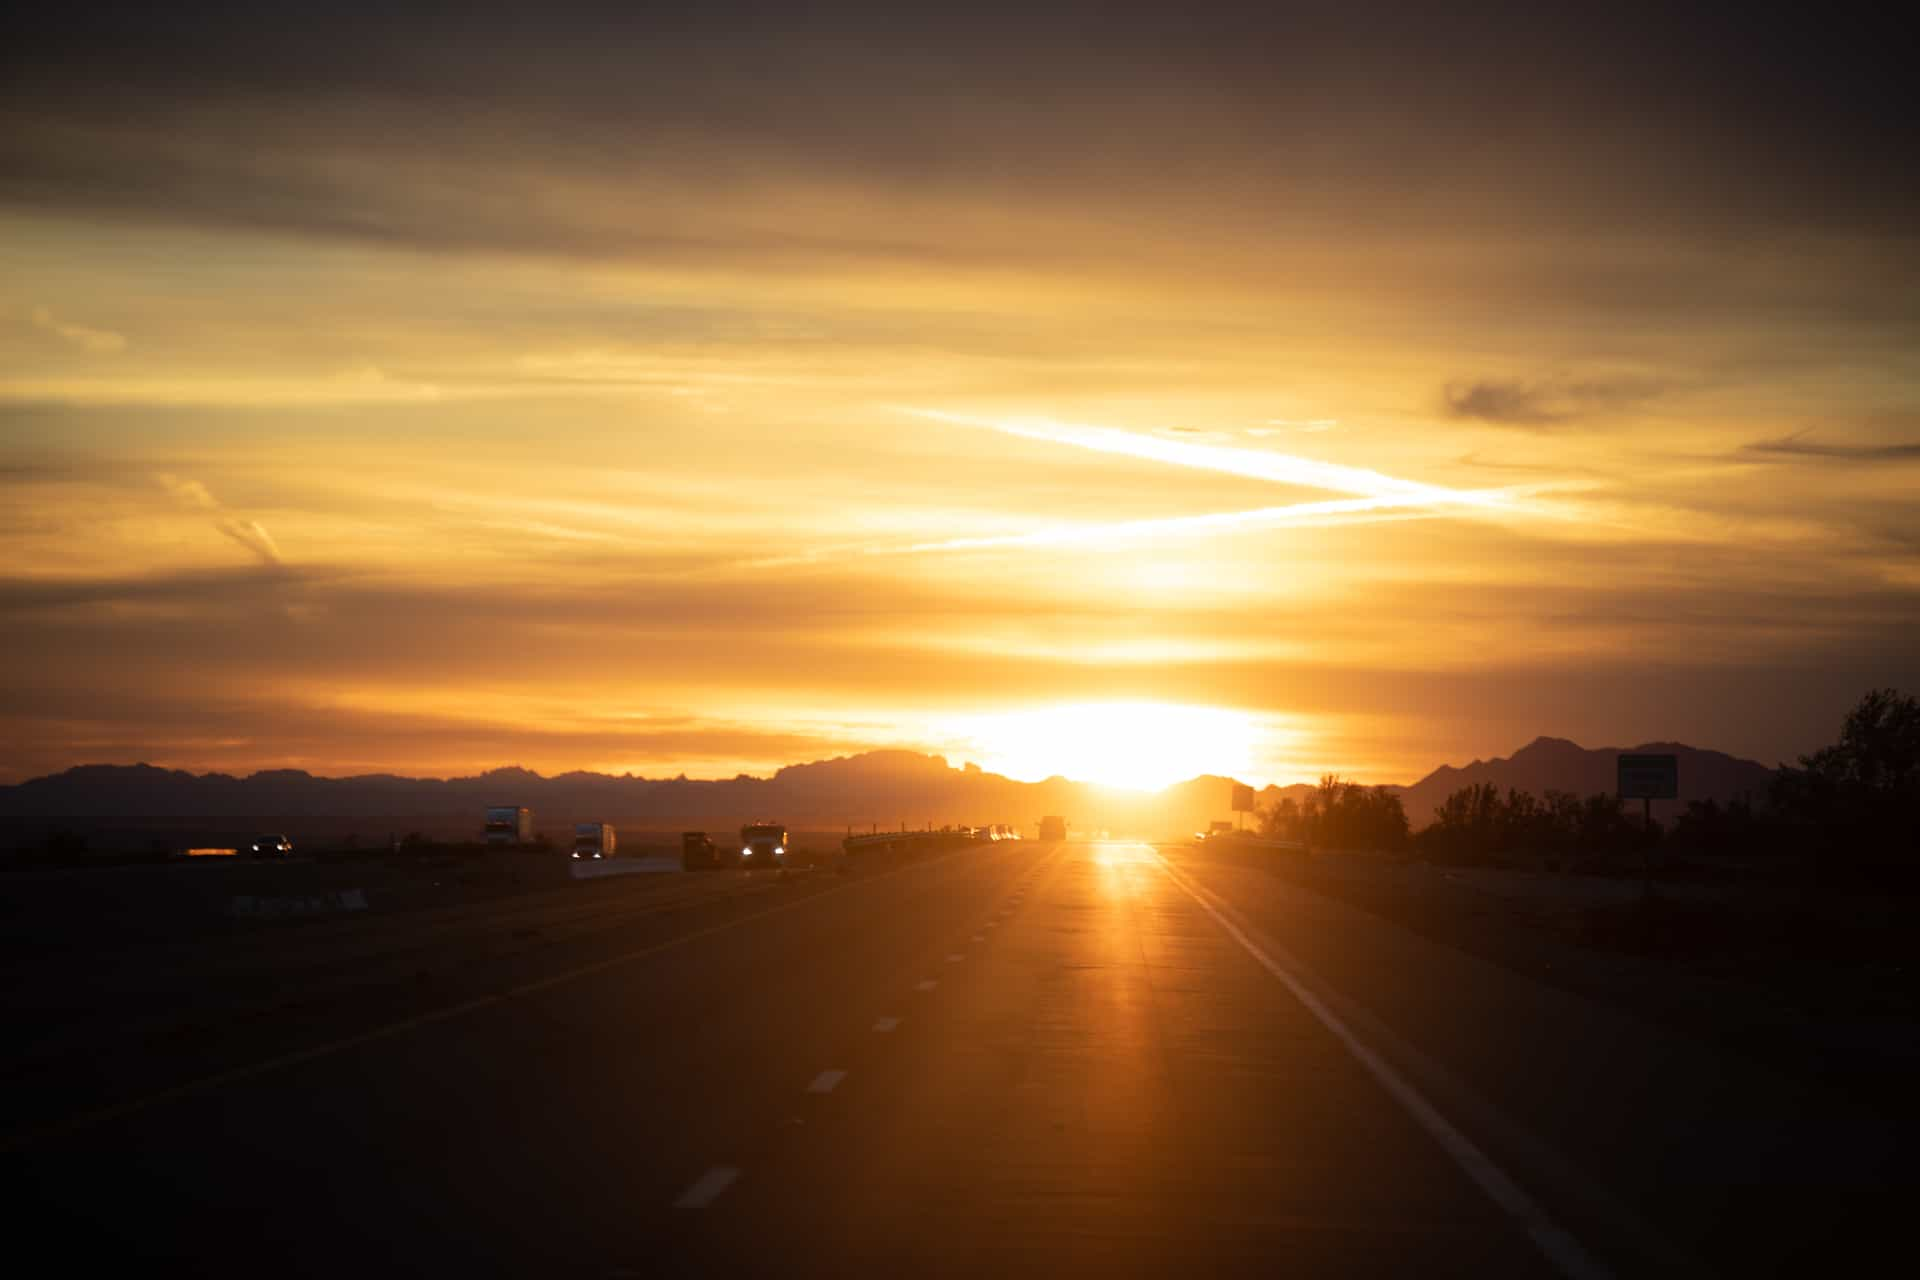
[1669,795,1778,859]
[1416,784,1639,866]
[1261,796,1302,841]
[1260,782,1406,851]
[1773,688,1920,869]
[1290,691,1919,875]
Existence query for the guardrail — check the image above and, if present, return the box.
[841,830,1000,856]
[1195,834,1306,852]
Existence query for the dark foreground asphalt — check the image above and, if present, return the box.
[3,842,1901,1276]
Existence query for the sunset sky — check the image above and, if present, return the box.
[3,3,1916,788]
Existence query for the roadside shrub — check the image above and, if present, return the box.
[1262,777,1409,851]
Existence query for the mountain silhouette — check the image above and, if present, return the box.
[1394,736,1777,829]
[0,738,1778,842]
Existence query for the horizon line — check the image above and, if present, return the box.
[0,735,1768,795]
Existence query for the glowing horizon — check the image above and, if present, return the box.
[2,8,1916,788]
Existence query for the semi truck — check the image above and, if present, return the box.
[740,821,787,868]
[485,805,534,845]
[572,822,616,860]
[1038,815,1067,842]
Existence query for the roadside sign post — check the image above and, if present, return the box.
[1231,783,1255,831]
[1616,753,1679,904]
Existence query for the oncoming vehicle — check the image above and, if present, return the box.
[572,822,616,860]
[740,822,787,868]
[249,833,293,859]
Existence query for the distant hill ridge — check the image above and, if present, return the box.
[1394,736,1777,828]
[0,738,1779,834]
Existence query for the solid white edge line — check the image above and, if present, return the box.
[1148,848,1615,1280]
[807,1069,848,1094]
[673,1165,741,1209]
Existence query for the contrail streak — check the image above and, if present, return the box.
[735,409,1548,570]
[892,492,1501,555]
[906,409,1514,509]
[733,493,1487,570]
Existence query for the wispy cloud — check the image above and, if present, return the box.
[157,472,283,566]
[1442,377,1664,428]
[31,305,127,354]
[156,474,218,510]
[1741,430,1920,462]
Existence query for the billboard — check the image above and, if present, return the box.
[1230,783,1255,813]
[1616,753,1679,800]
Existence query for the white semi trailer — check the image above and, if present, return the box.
[484,805,534,845]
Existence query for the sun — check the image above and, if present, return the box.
[942,701,1261,792]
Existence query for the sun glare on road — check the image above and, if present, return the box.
[944,702,1259,791]
[1092,842,1158,866]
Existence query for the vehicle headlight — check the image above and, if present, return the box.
[742,847,753,857]
[775,846,785,855]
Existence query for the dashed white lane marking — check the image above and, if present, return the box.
[985,921,998,928]
[808,1069,848,1094]
[873,1017,901,1032]
[916,979,938,991]
[946,953,965,962]
[971,934,985,942]
[1147,848,1614,1280]
[673,1166,741,1209]
[2,840,991,1155]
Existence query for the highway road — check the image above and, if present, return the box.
[3,841,1900,1276]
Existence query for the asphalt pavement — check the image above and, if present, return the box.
[4,841,1896,1276]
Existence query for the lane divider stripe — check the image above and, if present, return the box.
[674,1166,741,1209]
[3,843,995,1153]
